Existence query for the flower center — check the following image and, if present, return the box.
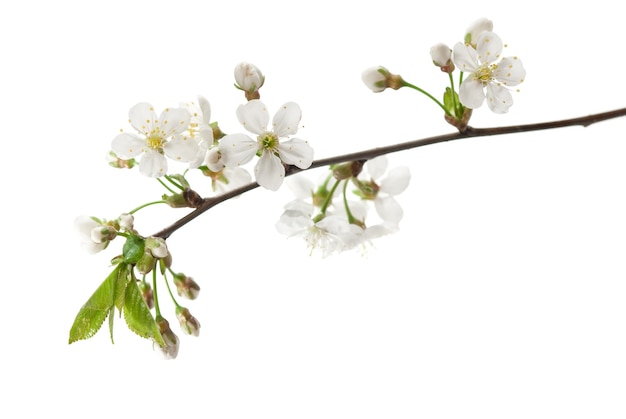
[474,63,496,85]
[258,132,278,151]
[146,128,165,150]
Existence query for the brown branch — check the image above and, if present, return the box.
[153,107,626,239]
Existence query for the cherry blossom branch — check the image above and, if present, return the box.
[153,107,626,240]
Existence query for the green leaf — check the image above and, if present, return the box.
[123,280,165,346]
[69,264,124,344]
[114,264,130,313]
[109,264,131,343]
[123,235,145,264]
[443,87,456,114]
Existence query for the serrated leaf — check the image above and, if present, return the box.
[114,264,130,313]
[123,235,145,264]
[109,265,130,343]
[123,280,165,346]
[69,264,123,344]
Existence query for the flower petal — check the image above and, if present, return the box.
[139,149,168,177]
[236,100,269,135]
[254,151,285,191]
[276,209,313,236]
[380,166,410,195]
[164,135,200,162]
[278,138,313,169]
[286,175,315,200]
[159,107,191,137]
[459,77,486,109]
[111,132,145,159]
[366,156,388,180]
[197,95,211,124]
[375,196,404,224]
[452,42,479,73]
[485,84,513,114]
[476,32,503,64]
[219,133,258,167]
[272,102,302,137]
[129,102,157,135]
[494,57,526,87]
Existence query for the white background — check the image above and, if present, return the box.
[2,1,626,418]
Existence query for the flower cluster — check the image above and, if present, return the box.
[276,156,410,257]
[109,62,313,193]
[362,18,526,129]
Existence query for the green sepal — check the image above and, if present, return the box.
[123,280,165,346]
[167,174,190,189]
[123,235,145,264]
[69,264,123,344]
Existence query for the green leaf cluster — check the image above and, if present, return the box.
[68,261,164,347]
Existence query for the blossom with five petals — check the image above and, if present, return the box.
[219,100,313,191]
[453,32,526,113]
[111,103,197,177]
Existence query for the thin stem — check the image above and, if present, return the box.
[152,268,161,317]
[165,175,184,191]
[157,178,177,194]
[342,179,357,224]
[401,80,449,115]
[128,200,167,214]
[320,177,341,215]
[162,268,181,309]
[152,107,626,240]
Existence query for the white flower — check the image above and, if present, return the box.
[234,62,265,94]
[276,204,362,258]
[74,215,108,254]
[363,156,410,224]
[361,66,389,92]
[181,95,214,169]
[111,103,196,177]
[219,100,314,191]
[453,32,526,113]
[465,18,493,47]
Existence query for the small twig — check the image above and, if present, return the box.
[153,107,626,239]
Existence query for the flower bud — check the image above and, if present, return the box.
[107,150,136,169]
[332,160,365,181]
[361,66,404,92]
[74,215,107,254]
[90,225,117,244]
[153,316,179,359]
[138,280,154,309]
[430,43,454,73]
[234,62,264,100]
[204,146,224,172]
[173,272,201,300]
[146,237,168,259]
[465,18,493,47]
[118,213,134,231]
[136,251,156,275]
[176,307,201,337]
